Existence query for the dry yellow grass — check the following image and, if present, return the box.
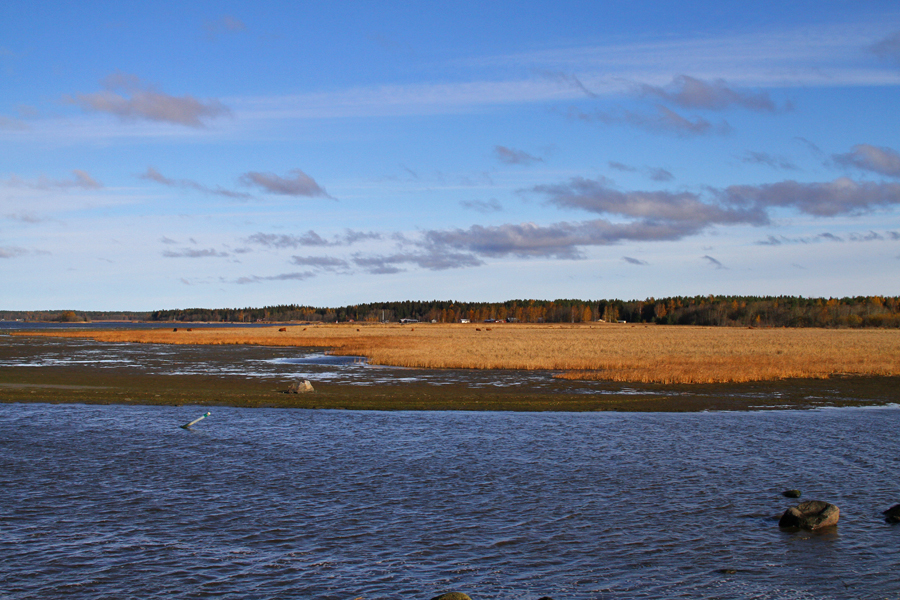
[19,322,900,384]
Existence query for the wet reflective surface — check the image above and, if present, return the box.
[1,402,899,599]
[0,334,656,394]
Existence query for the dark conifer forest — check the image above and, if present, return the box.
[5,296,899,328]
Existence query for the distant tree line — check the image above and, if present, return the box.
[146,296,900,328]
[0,310,150,323]
[4,296,898,328]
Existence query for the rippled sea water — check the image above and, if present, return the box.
[2,402,899,599]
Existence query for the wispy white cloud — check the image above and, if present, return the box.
[647,167,674,182]
[0,115,29,131]
[163,248,229,258]
[65,72,230,128]
[638,75,778,111]
[240,169,332,198]
[723,178,900,216]
[833,144,900,178]
[608,161,674,181]
[567,104,731,137]
[235,271,315,284]
[231,78,586,121]
[423,219,699,260]
[204,15,246,38]
[534,177,765,226]
[4,212,49,224]
[460,198,503,213]
[494,145,542,165]
[0,245,28,259]
[247,231,330,248]
[3,170,102,190]
[246,229,380,248]
[140,167,252,199]
[739,151,799,171]
[756,230,900,245]
[352,249,483,273]
[290,255,350,269]
[870,30,900,64]
[608,161,637,173]
[465,21,900,87]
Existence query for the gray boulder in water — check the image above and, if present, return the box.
[430,594,472,600]
[884,504,900,523]
[779,500,840,530]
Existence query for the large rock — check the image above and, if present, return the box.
[287,380,315,393]
[884,504,900,523]
[430,594,472,600]
[779,500,840,530]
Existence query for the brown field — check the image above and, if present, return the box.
[18,322,900,384]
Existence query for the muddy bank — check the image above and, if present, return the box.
[1,364,896,412]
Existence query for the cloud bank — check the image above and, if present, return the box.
[240,170,900,275]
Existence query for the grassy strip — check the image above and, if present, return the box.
[1,365,897,412]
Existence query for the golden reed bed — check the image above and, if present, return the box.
[19,323,900,384]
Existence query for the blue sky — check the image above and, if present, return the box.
[2,1,900,310]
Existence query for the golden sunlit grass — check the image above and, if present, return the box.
[19,323,900,384]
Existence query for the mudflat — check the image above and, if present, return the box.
[16,322,900,382]
[2,326,898,411]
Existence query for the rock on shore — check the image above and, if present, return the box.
[287,380,314,393]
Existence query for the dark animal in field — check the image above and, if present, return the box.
[173,328,178,332]
[279,327,287,332]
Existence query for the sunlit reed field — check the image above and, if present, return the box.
[20,323,900,384]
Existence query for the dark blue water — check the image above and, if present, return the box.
[1,403,899,599]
